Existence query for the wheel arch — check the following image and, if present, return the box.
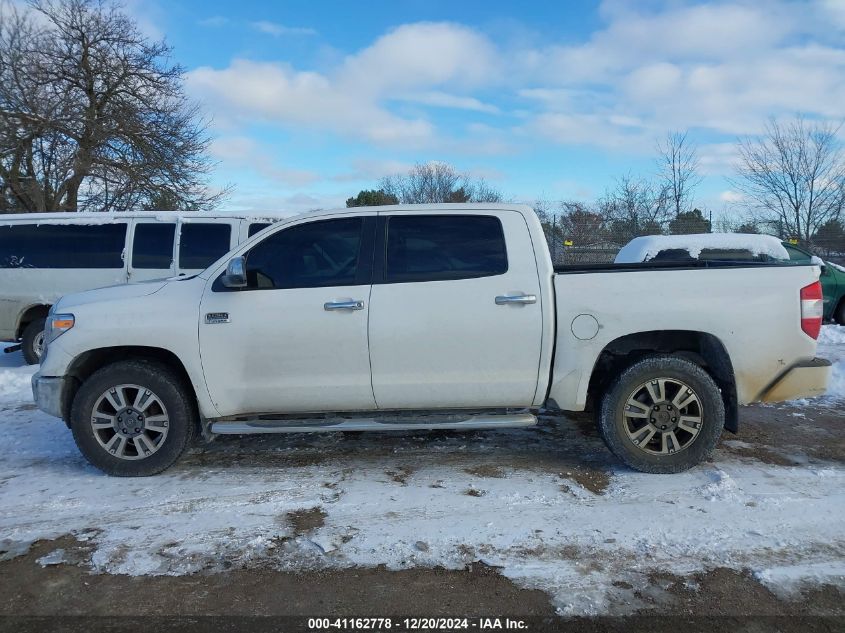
[586,330,738,433]
[16,303,51,338]
[62,346,200,430]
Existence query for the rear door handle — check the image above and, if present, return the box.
[495,294,537,305]
[324,300,365,311]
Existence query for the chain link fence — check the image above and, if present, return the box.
[539,214,845,266]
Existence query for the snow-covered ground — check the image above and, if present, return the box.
[0,328,843,615]
[818,324,845,400]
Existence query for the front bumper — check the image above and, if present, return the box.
[31,373,67,420]
[759,358,832,402]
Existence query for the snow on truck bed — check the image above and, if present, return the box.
[615,233,790,263]
[0,330,843,615]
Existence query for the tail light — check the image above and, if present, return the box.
[800,281,823,339]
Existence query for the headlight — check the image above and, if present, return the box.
[45,313,75,346]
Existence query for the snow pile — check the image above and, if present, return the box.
[615,233,790,263]
[0,345,36,404]
[817,325,845,400]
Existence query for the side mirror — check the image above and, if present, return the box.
[221,256,247,288]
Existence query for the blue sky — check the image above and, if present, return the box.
[134,0,845,217]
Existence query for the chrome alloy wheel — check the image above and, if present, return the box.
[622,378,703,455]
[90,384,170,460]
[32,330,45,359]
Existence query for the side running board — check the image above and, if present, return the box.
[209,412,537,435]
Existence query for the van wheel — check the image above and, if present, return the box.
[70,360,196,476]
[598,355,724,473]
[21,318,46,365]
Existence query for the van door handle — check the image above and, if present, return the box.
[324,300,365,311]
[495,294,537,305]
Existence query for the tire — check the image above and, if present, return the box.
[835,300,845,326]
[598,355,724,474]
[21,318,46,365]
[70,360,196,476]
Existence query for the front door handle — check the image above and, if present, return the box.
[324,300,365,311]
[495,294,537,305]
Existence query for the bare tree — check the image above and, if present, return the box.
[379,162,502,204]
[0,0,225,212]
[731,117,845,244]
[656,130,701,216]
[599,174,671,242]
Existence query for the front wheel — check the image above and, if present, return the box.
[598,355,724,473]
[70,360,196,476]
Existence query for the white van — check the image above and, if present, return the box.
[0,211,286,363]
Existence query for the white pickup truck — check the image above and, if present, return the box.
[32,204,831,476]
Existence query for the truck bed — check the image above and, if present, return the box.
[547,262,823,412]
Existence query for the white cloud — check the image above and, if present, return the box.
[186,22,500,148]
[332,158,415,183]
[250,21,316,37]
[720,190,745,204]
[520,1,845,150]
[210,136,319,187]
[395,91,499,114]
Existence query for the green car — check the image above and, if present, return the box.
[783,243,845,325]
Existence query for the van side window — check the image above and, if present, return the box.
[384,215,507,283]
[244,218,363,289]
[132,224,175,269]
[248,222,271,238]
[0,223,127,269]
[179,223,231,269]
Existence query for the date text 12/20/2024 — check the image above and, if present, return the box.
[308,618,529,630]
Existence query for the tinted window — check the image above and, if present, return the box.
[0,223,127,269]
[385,215,507,283]
[132,223,175,269]
[248,222,271,238]
[244,218,363,289]
[179,223,231,269]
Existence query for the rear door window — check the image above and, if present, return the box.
[178,223,231,269]
[0,223,127,268]
[132,223,175,269]
[384,215,507,283]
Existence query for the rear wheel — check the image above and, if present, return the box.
[70,360,196,476]
[835,299,845,326]
[598,355,724,473]
[21,318,46,365]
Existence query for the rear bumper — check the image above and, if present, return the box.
[759,358,832,402]
[31,373,67,420]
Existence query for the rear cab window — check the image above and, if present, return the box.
[178,223,232,269]
[0,223,127,268]
[383,215,508,283]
